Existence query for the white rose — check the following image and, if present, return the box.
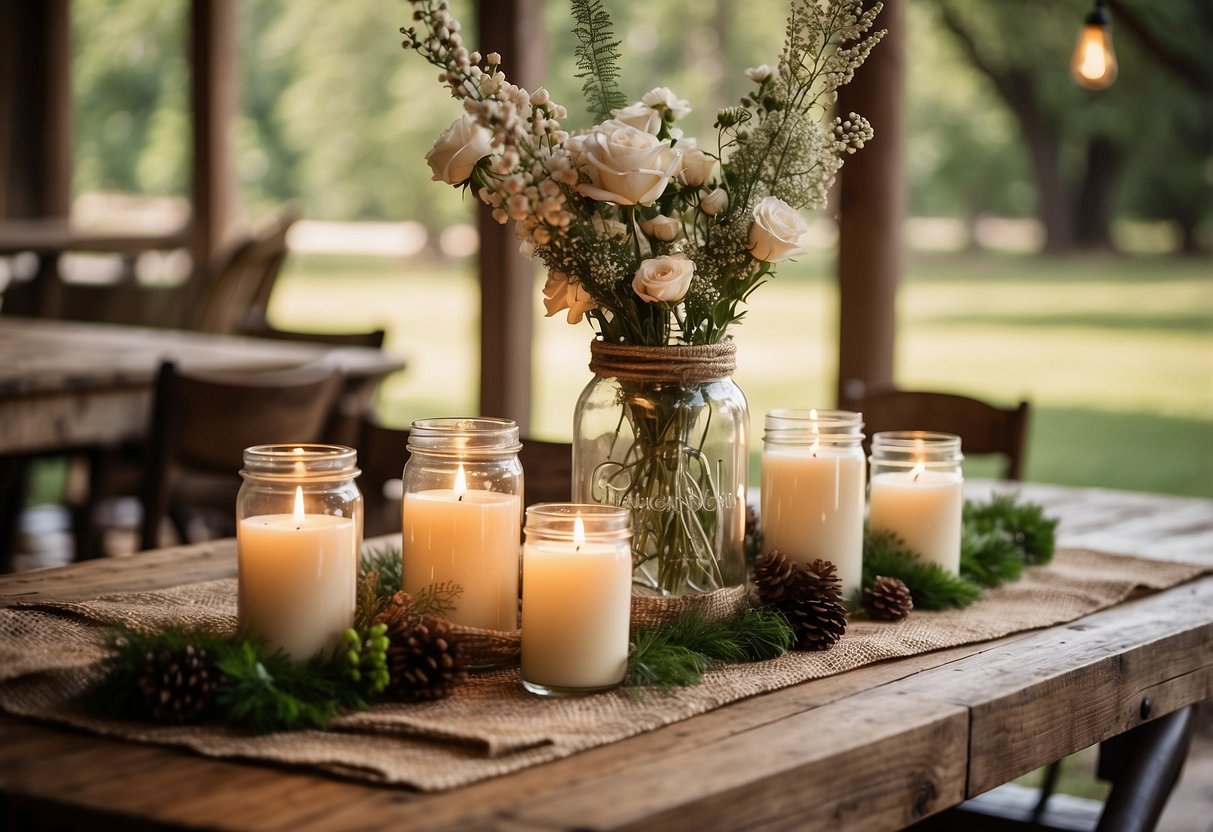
[576,120,683,206]
[542,271,597,324]
[610,102,662,135]
[746,64,777,83]
[640,214,682,242]
[632,253,695,304]
[425,115,494,185]
[676,139,717,187]
[641,87,692,121]
[748,195,809,262]
[700,187,728,216]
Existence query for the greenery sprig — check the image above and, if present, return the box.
[626,608,794,689]
[571,0,628,122]
[862,530,983,611]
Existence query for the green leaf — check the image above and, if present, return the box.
[571,0,628,122]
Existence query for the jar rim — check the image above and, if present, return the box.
[241,444,360,480]
[407,417,522,456]
[870,431,964,466]
[524,503,631,541]
[764,408,863,442]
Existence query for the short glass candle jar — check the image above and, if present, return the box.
[761,409,866,598]
[401,417,523,632]
[237,444,362,660]
[521,504,632,697]
[868,431,965,574]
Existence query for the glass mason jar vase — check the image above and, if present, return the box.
[572,340,749,596]
[236,444,363,660]
[401,417,523,632]
[761,409,866,599]
[868,431,965,575]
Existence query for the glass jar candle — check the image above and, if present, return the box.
[237,444,362,660]
[520,504,632,697]
[401,417,523,632]
[761,409,866,598]
[868,431,965,574]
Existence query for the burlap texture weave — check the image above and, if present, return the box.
[0,548,1205,792]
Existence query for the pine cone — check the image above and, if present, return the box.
[784,561,848,650]
[862,575,914,621]
[385,614,466,702]
[135,644,220,723]
[753,550,798,605]
[373,590,415,630]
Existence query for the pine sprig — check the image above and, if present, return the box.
[965,494,1058,565]
[409,580,462,618]
[217,641,364,734]
[571,0,628,122]
[626,608,794,688]
[88,626,232,720]
[360,545,402,596]
[862,530,983,610]
[960,527,1025,588]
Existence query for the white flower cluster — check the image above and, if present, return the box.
[402,0,884,346]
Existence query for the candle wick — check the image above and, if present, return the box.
[912,470,921,482]
[458,494,463,502]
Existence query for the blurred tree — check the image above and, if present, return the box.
[928,0,1212,253]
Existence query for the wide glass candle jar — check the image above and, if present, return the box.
[237,444,362,660]
[401,417,523,632]
[868,431,965,574]
[520,504,632,697]
[761,409,866,599]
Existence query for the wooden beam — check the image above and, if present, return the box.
[189,0,239,287]
[473,0,544,432]
[835,0,905,406]
[0,0,72,220]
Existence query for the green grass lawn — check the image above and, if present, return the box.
[270,248,1213,498]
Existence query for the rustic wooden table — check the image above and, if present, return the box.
[1,482,1210,831]
[0,316,405,456]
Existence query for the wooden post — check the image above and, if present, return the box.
[835,0,905,405]
[189,0,239,289]
[473,0,543,433]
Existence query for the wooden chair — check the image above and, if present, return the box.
[356,417,573,538]
[840,380,1031,480]
[187,210,298,335]
[240,322,387,349]
[138,361,344,550]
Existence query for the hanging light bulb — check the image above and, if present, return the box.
[1071,0,1118,90]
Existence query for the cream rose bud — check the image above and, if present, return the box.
[641,87,692,121]
[591,214,629,239]
[632,254,695,304]
[610,102,662,135]
[640,214,681,242]
[676,139,717,187]
[577,120,683,206]
[748,195,809,262]
[746,64,776,83]
[542,271,596,324]
[700,187,728,216]
[426,115,494,185]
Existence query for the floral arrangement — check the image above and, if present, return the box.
[402,0,885,347]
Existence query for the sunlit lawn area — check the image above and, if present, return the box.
[270,249,1213,498]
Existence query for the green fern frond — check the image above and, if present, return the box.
[571,0,628,121]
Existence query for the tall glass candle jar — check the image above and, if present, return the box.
[868,431,965,574]
[521,504,632,697]
[401,417,523,632]
[761,409,866,599]
[237,444,362,660]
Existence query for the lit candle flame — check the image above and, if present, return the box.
[910,461,926,482]
[810,421,819,456]
[292,485,306,523]
[454,464,467,500]
[573,514,586,550]
[809,408,818,420]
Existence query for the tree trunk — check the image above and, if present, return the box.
[1073,135,1123,251]
[1009,79,1073,253]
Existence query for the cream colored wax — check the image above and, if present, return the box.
[402,489,522,631]
[237,511,358,660]
[520,536,631,692]
[868,468,964,573]
[761,445,866,598]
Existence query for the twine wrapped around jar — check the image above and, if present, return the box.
[588,340,737,385]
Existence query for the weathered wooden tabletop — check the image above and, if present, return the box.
[0,317,405,456]
[1,482,1211,831]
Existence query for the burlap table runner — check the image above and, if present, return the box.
[0,548,1206,792]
